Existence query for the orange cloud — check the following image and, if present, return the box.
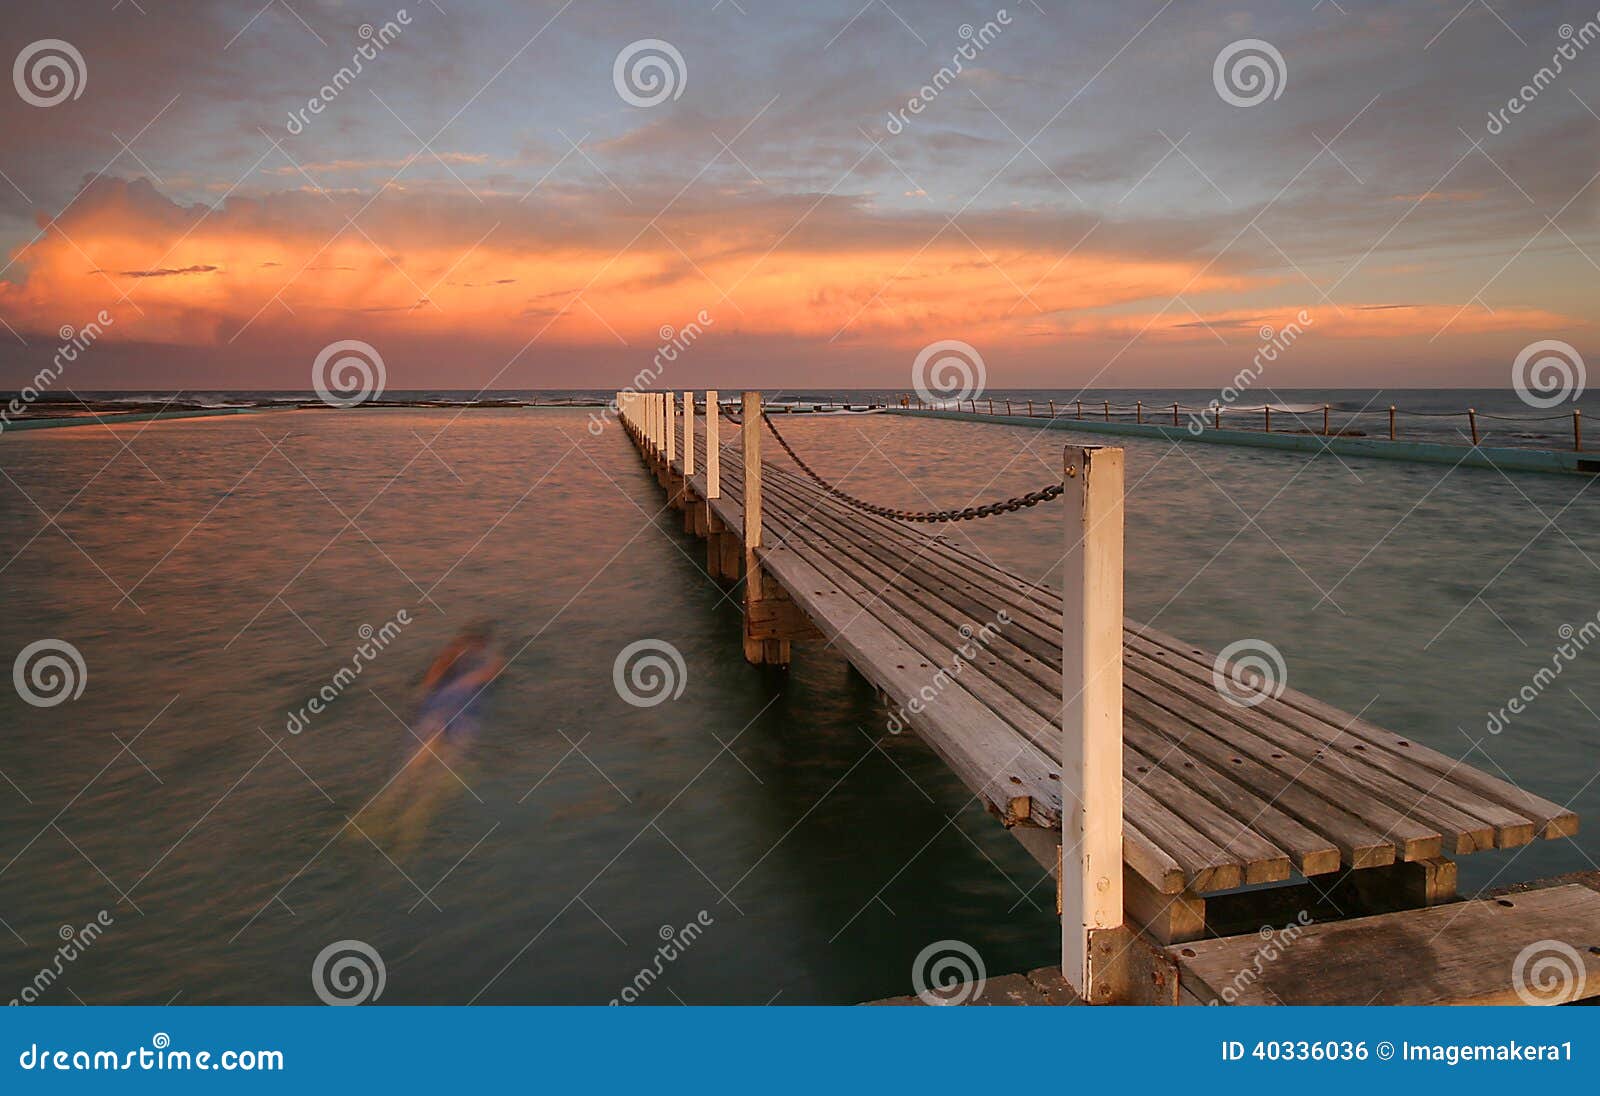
[0,178,1584,367]
[0,177,1256,353]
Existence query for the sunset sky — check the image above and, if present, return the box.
[0,0,1596,389]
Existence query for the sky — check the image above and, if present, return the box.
[0,0,1596,390]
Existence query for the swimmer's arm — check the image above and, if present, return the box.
[459,656,507,689]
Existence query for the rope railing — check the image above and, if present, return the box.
[896,395,1585,451]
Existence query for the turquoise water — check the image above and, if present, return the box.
[0,407,1595,1004]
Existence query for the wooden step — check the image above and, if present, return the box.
[1174,884,1600,1005]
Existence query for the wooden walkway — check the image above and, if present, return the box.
[618,391,1586,1005]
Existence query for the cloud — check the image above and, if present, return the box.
[120,264,220,278]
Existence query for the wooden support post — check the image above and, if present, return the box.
[666,391,677,464]
[1049,399,1056,418]
[704,391,727,576]
[705,390,720,499]
[741,391,789,665]
[1389,405,1396,441]
[1103,400,1110,421]
[1576,409,1584,452]
[683,392,695,477]
[680,392,697,531]
[988,398,995,415]
[1076,399,1082,419]
[1123,867,1205,945]
[1347,856,1458,912]
[1172,403,1179,426]
[1028,399,1033,417]
[1468,407,1479,447]
[1214,405,1221,430]
[1061,444,1125,1003]
[1323,404,1330,436]
[1264,405,1271,433]
[1135,400,1142,424]
[1005,399,1012,415]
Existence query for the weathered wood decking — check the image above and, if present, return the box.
[620,392,1587,1004]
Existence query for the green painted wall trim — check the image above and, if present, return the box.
[887,408,1598,477]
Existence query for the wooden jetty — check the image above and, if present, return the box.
[617,390,1594,1005]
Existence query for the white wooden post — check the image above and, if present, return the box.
[683,391,695,477]
[741,391,762,553]
[1061,444,1124,1003]
[666,391,677,464]
[705,391,720,498]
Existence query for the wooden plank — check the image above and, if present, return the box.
[1123,719,1340,878]
[1131,623,1574,842]
[1125,661,1445,863]
[1128,698,1402,871]
[680,430,1572,897]
[1122,737,1291,884]
[755,545,1062,828]
[1128,631,1539,848]
[710,439,1329,888]
[1176,884,1600,1006]
[724,451,1216,896]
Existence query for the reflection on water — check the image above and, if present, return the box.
[0,407,1594,1003]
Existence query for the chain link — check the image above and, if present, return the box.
[755,411,1063,523]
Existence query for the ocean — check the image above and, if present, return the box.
[0,403,1595,1003]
